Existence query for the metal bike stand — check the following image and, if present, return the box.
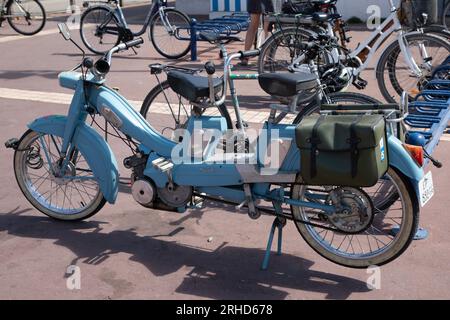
[261,197,287,270]
[261,217,286,270]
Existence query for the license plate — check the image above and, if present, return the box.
[418,171,434,207]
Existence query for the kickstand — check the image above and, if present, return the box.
[131,46,138,55]
[261,215,286,271]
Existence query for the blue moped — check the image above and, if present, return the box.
[5,24,434,268]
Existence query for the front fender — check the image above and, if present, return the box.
[28,115,119,204]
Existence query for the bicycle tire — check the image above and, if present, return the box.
[80,5,121,55]
[6,0,46,36]
[140,80,233,141]
[257,27,320,75]
[149,8,191,59]
[376,32,450,103]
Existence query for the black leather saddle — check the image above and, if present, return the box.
[167,71,223,102]
[258,72,318,97]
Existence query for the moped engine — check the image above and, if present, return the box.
[131,179,156,207]
[157,184,193,208]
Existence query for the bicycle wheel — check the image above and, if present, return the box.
[6,0,46,36]
[149,8,191,59]
[291,167,419,268]
[14,130,106,221]
[376,32,450,103]
[291,92,382,124]
[140,80,233,142]
[80,6,121,55]
[257,27,320,74]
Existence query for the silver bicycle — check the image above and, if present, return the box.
[0,0,46,35]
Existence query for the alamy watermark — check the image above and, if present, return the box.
[66,265,81,290]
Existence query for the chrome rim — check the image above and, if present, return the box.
[19,133,101,215]
[293,172,407,260]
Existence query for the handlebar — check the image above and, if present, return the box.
[91,37,144,78]
[238,49,260,59]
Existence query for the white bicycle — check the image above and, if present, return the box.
[258,0,450,103]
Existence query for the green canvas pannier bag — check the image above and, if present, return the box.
[295,114,388,187]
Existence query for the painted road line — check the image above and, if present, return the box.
[0,25,79,44]
[1,87,450,141]
[0,87,272,124]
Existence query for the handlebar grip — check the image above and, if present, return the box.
[205,61,216,75]
[239,49,260,59]
[124,37,144,49]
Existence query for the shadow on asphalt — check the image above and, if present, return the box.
[0,206,371,299]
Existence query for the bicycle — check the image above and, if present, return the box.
[139,32,381,142]
[79,0,191,58]
[0,0,46,35]
[258,0,450,103]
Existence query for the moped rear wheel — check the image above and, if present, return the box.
[14,130,106,221]
[291,167,419,268]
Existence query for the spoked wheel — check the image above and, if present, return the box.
[14,130,106,221]
[140,80,233,142]
[6,0,46,36]
[290,167,419,268]
[149,9,191,59]
[376,33,450,103]
[80,6,121,55]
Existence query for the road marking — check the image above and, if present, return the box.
[0,87,276,124]
[0,25,79,44]
[1,87,449,141]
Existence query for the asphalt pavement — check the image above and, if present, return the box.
[0,8,449,299]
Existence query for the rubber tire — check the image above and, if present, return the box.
[149,8,191,60]
[376,32,450,103]
[80,5,121,55]
[6,0,46,36]
[257,27,320,75]
[291,167,419,268]
[140,80,233,132]
[13,130,106,221]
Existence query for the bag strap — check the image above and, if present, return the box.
[308,114,326,178]
[348,115,364,178]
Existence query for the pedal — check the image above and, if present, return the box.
[4,138,19,150]
[353,76,368,90]
[152,157,174,173]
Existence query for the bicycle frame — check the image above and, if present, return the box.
[289,0,425,80]
[101,0,175,37]
[0,0,30,18]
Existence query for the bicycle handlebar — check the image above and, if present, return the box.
[238,49,260,59]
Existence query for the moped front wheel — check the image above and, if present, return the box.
[13,130,106,221]
[291,167,419,268]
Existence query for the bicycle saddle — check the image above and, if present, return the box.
[258,72,318,97]
[167,71,223,102]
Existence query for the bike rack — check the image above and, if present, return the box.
[182,13,250,61]
[405,56,450,166]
